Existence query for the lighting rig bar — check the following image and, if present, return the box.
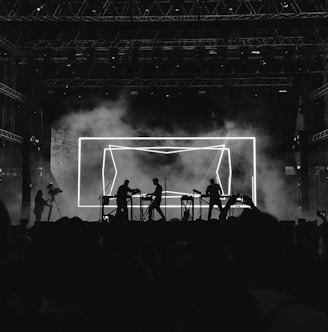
[0,0,327,18]
[0,35,21,57]
[309,129,328,143]
[0,83,29,104]
[1,12,328,23]
[27,36,309,50]
[45,76,292,89]
[0,128,23,144]
[303,83,328,104]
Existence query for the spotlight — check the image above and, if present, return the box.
[30,136,40,144]
[36,4,45,12]
[280,1,289,9]
[152,47,162,62]
[86,47,95,63]
[42,48,52,62]
[109,48,118,64]
[240,46,249,63]
[66,48,75,67]
[260,58,267,66]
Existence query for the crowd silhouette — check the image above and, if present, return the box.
[1,196,328,331]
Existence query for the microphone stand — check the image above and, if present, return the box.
[164,177,167,220]
[97,181,111,222]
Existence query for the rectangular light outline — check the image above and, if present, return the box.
[78,137,257,208]
[102,145,231,200]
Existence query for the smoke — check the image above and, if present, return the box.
[50,94,299,221]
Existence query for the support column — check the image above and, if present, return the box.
[300,131,309,214]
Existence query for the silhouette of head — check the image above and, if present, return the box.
[210,179,215,184]
[124,179,129,186]
[36,190,43,196]
[153,178,159,185]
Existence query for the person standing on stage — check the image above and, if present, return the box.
[116,179,139,221]
[149,178,165,221]
[206,178,223,220]
[34,190,49,222]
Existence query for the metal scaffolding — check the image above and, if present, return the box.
[0,128,23,144]
[45,76,293,88]
[0,83,29,104]
[0,0,326,18]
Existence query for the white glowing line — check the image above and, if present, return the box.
[109,146,118,196]
[80,137,255,140]
[109,145,226,149]
[216,148,224,194]
[78,137,256,208]
[102,148,106,196]
[253,138,257,205]
[85,204,249,208]
[228,150,232,196]
[107,144,226,155]
[77,137,82,206]
[104,145,230,199]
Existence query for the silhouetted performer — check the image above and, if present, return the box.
[149,178,165,221]
[116,180,139,220]
[206,178,222,220]
[34,190,49,222]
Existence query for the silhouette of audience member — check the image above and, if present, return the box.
[34,190,49,222]
[87,252,156,329]
[0,201,42,317]
[206,178,222,219]
[166,249,261,332]
[148,178,165,221]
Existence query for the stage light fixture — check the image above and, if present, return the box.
[36,4,45,12]
[86,47,95,63]
[42,48,52,64]
[152,47,162,62]
[280,1,289,9]
[240,46,249,63]
[66,48,75,67]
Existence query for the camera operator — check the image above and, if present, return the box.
[34,190,49,222]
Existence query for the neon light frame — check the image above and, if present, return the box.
[78,137,257,208]
[102,145,230,201]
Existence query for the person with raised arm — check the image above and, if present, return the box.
[116,180,139,221]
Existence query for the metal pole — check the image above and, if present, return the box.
[164,177,167,220]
